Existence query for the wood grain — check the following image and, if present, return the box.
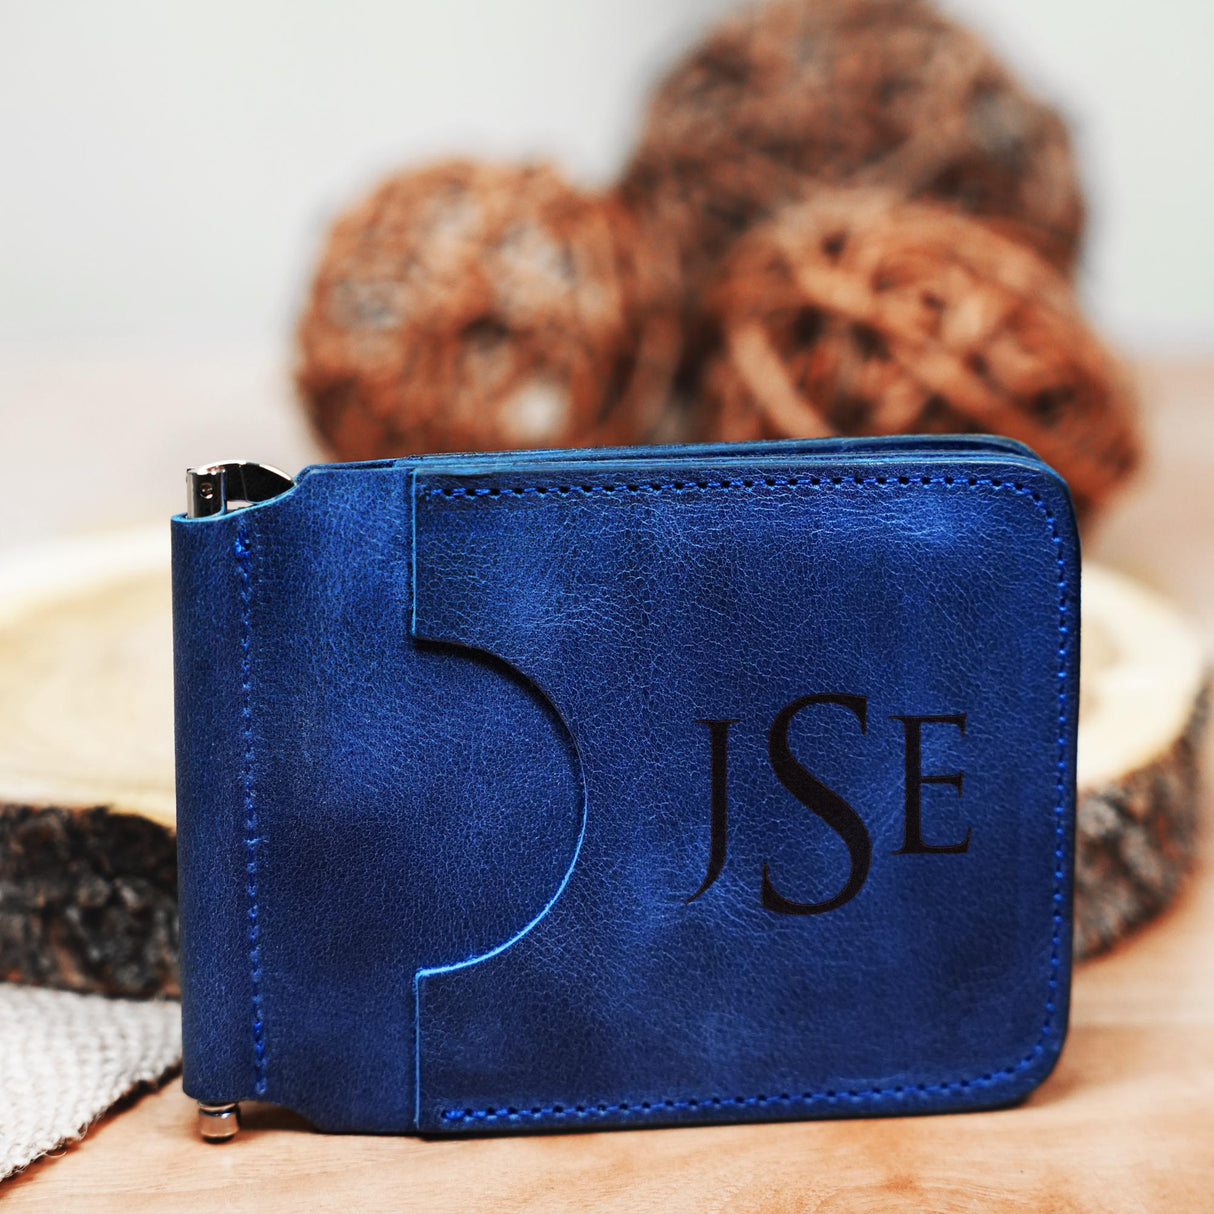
[0,527,174,827]
[4,358,1213,1211]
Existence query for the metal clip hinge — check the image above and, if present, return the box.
[197,1101,241,1142]
[186,461,295,518]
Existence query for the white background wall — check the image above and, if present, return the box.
[0,0,1210,551]
[1,0,1211,354]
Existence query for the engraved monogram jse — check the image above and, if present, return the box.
[688,694,970,914]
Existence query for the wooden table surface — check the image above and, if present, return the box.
[6,360,1214,1212]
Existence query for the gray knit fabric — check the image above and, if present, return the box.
[0,983,180,1178]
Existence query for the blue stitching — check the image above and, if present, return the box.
[425,473,1073,1125]
[235,521,268,1097]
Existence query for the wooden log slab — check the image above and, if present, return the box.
[0,531,1206,995]
[1075,565,1208,957]
[0,529,176,997]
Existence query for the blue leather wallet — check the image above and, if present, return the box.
[172,436,1079,1137]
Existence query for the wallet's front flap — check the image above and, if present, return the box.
[175,466,586,1131]
[410,450,1078,1130]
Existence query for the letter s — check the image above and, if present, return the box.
[762,694,872,915]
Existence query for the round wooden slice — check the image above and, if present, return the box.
[1075,565,1208,957]
[0,533,1206,996]
[0,528,176,997]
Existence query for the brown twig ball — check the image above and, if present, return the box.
[297,160,681,458]
[621,0,1086,311]
[700,188,1140,518]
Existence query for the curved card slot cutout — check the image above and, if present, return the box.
[409,639,589,1125]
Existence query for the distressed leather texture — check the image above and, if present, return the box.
[172,436,1079,1134]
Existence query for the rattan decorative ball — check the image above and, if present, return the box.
[297,159,681,458]
[621,0,1085,309]
[700,188,1140,517]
